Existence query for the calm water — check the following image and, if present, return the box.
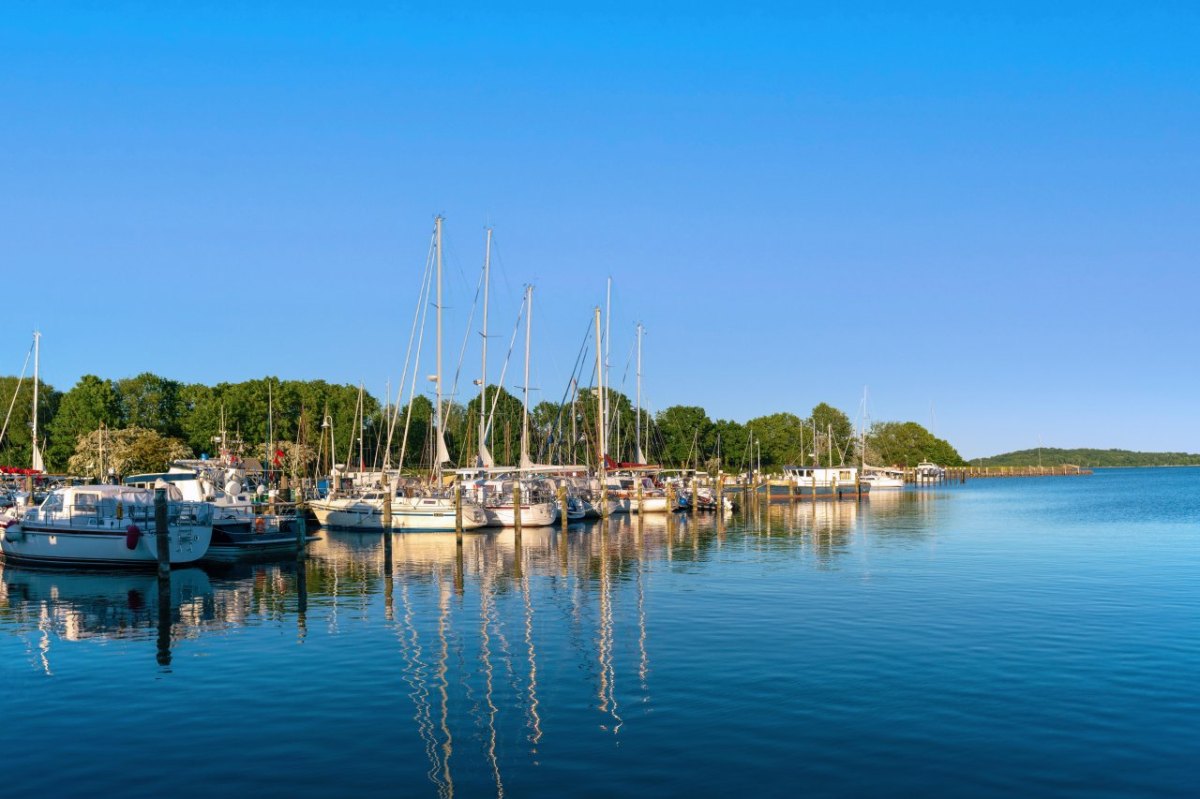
[2,469,1197,798]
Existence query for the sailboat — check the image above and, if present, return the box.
[460,284,560,527]
[309,218,488,532]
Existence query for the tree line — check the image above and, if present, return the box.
[0,372,965,476]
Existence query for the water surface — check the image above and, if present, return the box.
[2,468,1196,797]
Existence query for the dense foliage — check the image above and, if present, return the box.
[974,448,1200,467]
[0,371,967,475]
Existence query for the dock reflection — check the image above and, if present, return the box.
[0,496,939,794]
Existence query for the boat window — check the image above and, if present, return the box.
[74,492,101,512]
[42,493,63,513]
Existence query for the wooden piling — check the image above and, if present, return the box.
[637,481,644,515]
[154,486,170,578]
[381,474,392,530]
[557,484,568,531]
[513,482,522,536]
[690,476,698,515]
[455,484,463,545]
[294,491,307,560]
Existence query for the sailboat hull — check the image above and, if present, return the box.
[309,497,488,532]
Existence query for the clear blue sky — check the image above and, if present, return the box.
[3,2,1197,459]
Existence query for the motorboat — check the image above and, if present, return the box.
[0,484,213,568]
[125,463,302,558]
[861,467,905,490]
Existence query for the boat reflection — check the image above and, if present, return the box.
[0,564,212,671]
[0,499,942,796]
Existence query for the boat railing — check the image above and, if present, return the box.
[27,500,213,531]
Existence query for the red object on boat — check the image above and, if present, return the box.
[125,524,141,550]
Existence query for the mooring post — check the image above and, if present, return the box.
[811,473,817,503]
[154,485,170,578]
[856,472,862,502]
[381,473,392,530]
[455,483,464,545]
[557,484,568,532]
[690,476,698,516]
[637,481,644,515]
[295,490,307,560]
[716,474,724,512]
[513,481,523,536]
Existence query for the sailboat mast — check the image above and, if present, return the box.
[479,227,491,466]
[594,307,605,473]
[521,285,533,470]
[267,379,274,484]
[635,323,642,462]
[31,330,40,471]
[435,215,444,484]
[604,277,611,454]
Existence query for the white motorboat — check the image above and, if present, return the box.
[125,463,302,557]
[861,467,905,490]
[0,484,213,568]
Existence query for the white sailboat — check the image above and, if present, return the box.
[310,217,488,532]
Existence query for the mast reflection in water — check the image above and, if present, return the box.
[4,473,1192,798]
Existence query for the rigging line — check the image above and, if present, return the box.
[484,295,526,449]
[490,235,515,297]
[0,341,34,450]
[398,225,439,472]
[387,231,437,464]
[539,319,594,464]
[444,248,486,436]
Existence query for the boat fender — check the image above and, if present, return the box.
[125,524,142,550]
[0,518,23,542]
[254,516,265,534]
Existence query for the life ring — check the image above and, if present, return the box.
[254,517,265,534]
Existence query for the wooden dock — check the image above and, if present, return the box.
[901,465,1093,483]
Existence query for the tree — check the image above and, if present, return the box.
[46,375,122,468]
[867,421,964,467]
[116,372,183,436]
[654,405,712,468]
[809,402,856,466]
[705,418,748,475]
[67,426,192,478]
[0,376,60,470]
[745,412,805,468]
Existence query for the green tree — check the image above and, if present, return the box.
[745,412,805,468]
[116,372,183,436]
[46,375,121,468]
[654,405,713,468]
[809,402,856,466]
[868,421,964,467]
[0,376,60,470]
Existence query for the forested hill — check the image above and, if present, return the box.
[975,448,1200,467]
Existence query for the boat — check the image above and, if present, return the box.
[465,476,560,527]
[124,462,304,559]
[777,466,871,500]
[861,467,905,490]
[915,461,946,481]
[0,483,214,568]
[311,217,488,533]
[309,488,488,531]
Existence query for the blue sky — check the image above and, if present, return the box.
[2,2,1197,458]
